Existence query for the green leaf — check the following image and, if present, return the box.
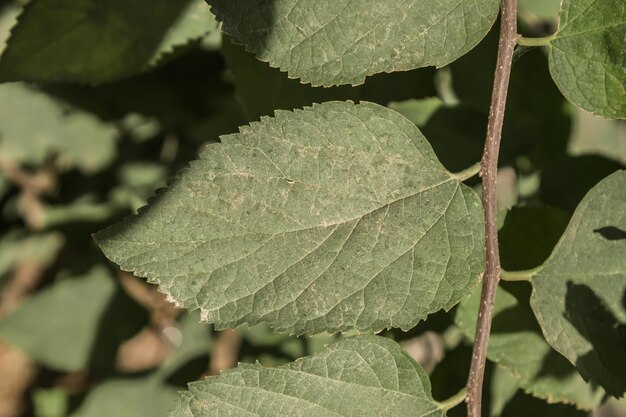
[69,377,179,417]
[568,107,626,165]
[500,391,587,417]
[519,0,561,22]
[221,36,359,120]
[0,0,218,84]
[389,99,486,173]
[547,0,626,118]
[0,265,148,371]
[208,0,499,87]
[222,37,436,121]
[96,101,484,335]
[0,83,117,173]
[531,170,626,396]
[0,230,64,279]
[169,335,446,417]
[456,282,604,409]
[489,366,520,417]
[157,311,213,380]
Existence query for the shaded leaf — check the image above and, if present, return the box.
[390,98,486,172]
[221,37,436,121]
[498,206,570,271]
[568,107,626,165]
[0,230,64,278]
[531,170,626,396]
[168,335,446,417]
[0,265,148,371]
[0,0,218,84]
[96,101,484,335]
[547,0,626,118]
[456,283,604,409]
[158,311,213,380]
[489,366,520,417]
[518,0,561,22]
[450,28,571,168]
[209,0,499,87]
[500,391,587,417]
[69,377,178,417]
[0,83,117,173]
[221,36,358,121]
[540,155,624,212]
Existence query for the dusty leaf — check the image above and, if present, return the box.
[209,0,499,87]
[168,335,446,417]
[547,0,626,118]
[531,170,626,396]
[96,101,484,335]
[456,283,604,409]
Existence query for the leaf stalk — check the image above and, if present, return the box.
[453,162,482,181]
[500,267,539,282]
[466,1,518,416]
[438,388,467,411]
[516,34,555,47]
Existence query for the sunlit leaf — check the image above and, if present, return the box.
[168,336,446,417]
[547,0,626,118]
[209,0,499,87]
[96,101,484,335]
[531,170,626,396]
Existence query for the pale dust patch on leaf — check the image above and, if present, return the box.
[96,101,484,336]
[208,0,500,87]
[0,0,218,84]
[547,0,626,118]
[531,170,626,397]
[455,283,604,410]
[167,335,446,417]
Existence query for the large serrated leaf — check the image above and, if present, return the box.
[456,283,604,410]
[0,0,218,84]
[530,170,626,396]
[96,101,484,335]
[168,335,446,417]
[208,0,499,87]
[547,0,626,119]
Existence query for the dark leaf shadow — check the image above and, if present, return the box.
[564,282,626,396]
[594,226,626,241]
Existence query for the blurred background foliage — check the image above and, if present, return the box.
[0,0,624,416]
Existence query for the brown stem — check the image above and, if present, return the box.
[466,1,518,416]
[209,329,242,375]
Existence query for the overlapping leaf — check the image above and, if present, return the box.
[456,283,604,409]
[0,83,117,173]
[531,170,626,396]
[0,265,147,371]
[0,0,218,84]
[168,336,446,417]
[96,101,484,335]
[209,0,500,87]
[547,0,626,118]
